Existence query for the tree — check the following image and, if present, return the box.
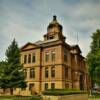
[87,29,100,88]
[0,39,26,95]
[0,61,8,93]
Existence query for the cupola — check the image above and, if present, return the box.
[44,15,66,41]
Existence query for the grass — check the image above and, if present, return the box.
[89,95,100,98]
[0,95,43,100]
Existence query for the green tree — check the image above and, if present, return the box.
[0,39,26,95]
[87,29,100,88]
[0,61,8,93]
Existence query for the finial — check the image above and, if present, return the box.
[53,15,57,21]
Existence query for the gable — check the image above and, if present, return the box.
[20,42,38,51]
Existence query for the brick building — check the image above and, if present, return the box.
[16,16,88,95]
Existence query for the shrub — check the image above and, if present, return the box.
[42,89,87,96]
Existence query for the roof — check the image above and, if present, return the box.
[71,45,82,54]
[20,42,38,50]
[20,38,60,51]
[35,38,59,45]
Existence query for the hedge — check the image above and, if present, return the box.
[43,89,87,96]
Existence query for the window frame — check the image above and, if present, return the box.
[51,51,55,62]
[65,67,68,79]
[51,83,55,89]
[29,83,35,91]
[45,67,49,78]
[45,52,49,62]
[32,53,36,63]
[24,55,27,64]
[51,66,55,78]
[24,69,27,79]
[28,54,31,63]
[44,83,48,90]
[30,68,35,78]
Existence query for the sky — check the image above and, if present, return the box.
[0,0,100,61]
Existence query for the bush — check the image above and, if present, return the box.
[42,89,87,96]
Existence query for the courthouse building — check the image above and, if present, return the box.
[18,16,88,95]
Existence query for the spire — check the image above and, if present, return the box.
[49,15,59,25]
[53,15,57,21]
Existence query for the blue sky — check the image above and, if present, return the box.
[0,0,100,60]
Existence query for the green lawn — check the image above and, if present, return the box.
[89,95,100,98]
[0,95,43,100]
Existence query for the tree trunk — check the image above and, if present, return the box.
[10,88,13,95]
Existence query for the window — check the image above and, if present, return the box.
[51,83,55,89]
[64,54,67,62]
[51,51,55,62]
[51,66,55,77]
[49,36,54,39]
[30,68,35,78]
[45,67,49,78]
[29,83,34,91]
[21,87,26,91]
[24,55,27,64]
[24,69,27,79]
[65,83,69,89]
[45,52,49,62]
[32,53,36,62]
[65,67,68,79]
[44,83,48,90]
[64,49,67,62]
[28,54,31,63]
